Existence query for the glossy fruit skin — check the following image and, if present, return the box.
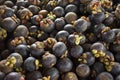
[29,25,38,38]
[65,12,77,24]
[64,24,75,34]
[68,34,76,46]
[57,58,73,73]
[26,71,42,80]
[0,6,15,18]
[4,1,14,8]
[44,67,60,80]
[42,52,57,68]
[8,53,23,67]
[39,10,48,18]
[68,34,86,46]
[105,51,114,61]
[74,18,88,33]
[14,44,29,60]
[96,72,113,80]
[58,0,69,8]
[4,72,22,80]
[76,64,90,78]
[110,62,120,77]
[93,23,106,35]
[14,25,29,37]
[0,0,120,80]
[18,8,33,21]
[28,5,40,15]
[103,13,114,26]
[31,15,41,25]
[53,42,67,57]
[90,12,105,24]
[16,1,27,9]
[65,4,77,13]
[55,30,69,42]
[62,72,78,80]
[54,18,66,30]
[70,45,83,58]
[1,17,18,32]
[23,57,39,72]
[102,30,115,43]
[53,6,65,17]
[91,42,106,51]
[91,62,105,77]
[111,29,120,34]
[30,41,45,58]
[46,0,57,12]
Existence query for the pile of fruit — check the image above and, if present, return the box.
[0,0,120,80]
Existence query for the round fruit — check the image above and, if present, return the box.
[23,57,39,72]
[53,42,67,57]
[65,12,77,24]
[70,45,83,58]
[96,72,113,80]
[14,25,29,37]
[53,6,65,17]
[62,72,78,80]
[42,52,57,68]
[1,17,18,32]
[44,67,59,80]
[57,57,73,73]
[4,72,23,80]
[76,64,90,78]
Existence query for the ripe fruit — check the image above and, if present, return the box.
[14,25,29,37]
[65,12,77,24]
[1,17,18,32]
[42,52,57,68]
[44,67,59,80]
[53,6,65,17]
[23,57,39,72]
[4,72,23,80]
[53,42,67,57]
[96,72,113,80]
[76,64,90,78]
[40,18,55,33]
[55,30,69,43]
[70,45,83,58]
[57,58,73,73]
[62,72,78,80]
[74,18,88,33]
